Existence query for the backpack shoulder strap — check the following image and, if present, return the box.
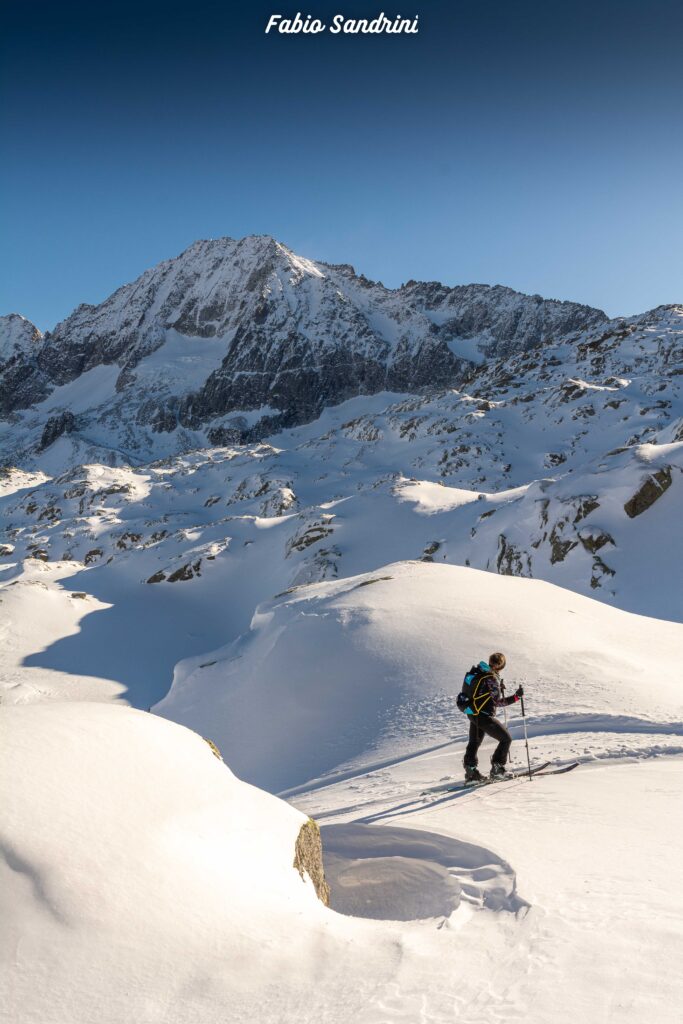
[471,671,495,714]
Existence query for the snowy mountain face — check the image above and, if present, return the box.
[1,298,680,640]
[0,313,42,368]
[0,235,606,460]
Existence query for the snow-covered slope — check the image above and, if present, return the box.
[0,235,606,458]
[157,561,683,791]
[2,244,683,1024]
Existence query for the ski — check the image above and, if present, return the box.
[420,761,551,796]
[462,759,553,789]
[507,759,551,778]
[458,760,580,791]
[535,761,580,777]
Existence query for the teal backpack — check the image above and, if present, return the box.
[457,662,494,716]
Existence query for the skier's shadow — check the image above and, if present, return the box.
[357,778,519,825]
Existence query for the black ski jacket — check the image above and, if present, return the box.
[467,662,518,718]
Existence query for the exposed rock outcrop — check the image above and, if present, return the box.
[293,818,330,906]
[39,411,77,451]
[496,534,532,576]
[624,467,673,518]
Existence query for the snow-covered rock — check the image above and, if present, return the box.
[0,702,334,1022]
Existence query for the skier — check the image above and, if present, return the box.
[458,652,524,783]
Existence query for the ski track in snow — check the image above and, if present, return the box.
[291,733,683,823]
[279,712,683,801]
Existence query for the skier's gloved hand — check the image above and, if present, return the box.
[515,685,524,699]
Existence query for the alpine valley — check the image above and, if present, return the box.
[1,237,682,1024]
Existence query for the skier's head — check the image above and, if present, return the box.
[489,652,506,672]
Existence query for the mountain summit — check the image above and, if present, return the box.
[0,236,606,462]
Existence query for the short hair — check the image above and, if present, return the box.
[489,652,506,670]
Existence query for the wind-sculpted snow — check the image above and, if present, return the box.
[321,822,526,918]
[0,703,375,1024]
[5,704,681,1024]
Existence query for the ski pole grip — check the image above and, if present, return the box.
[520,695,526,716]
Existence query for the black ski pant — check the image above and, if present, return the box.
[464,715,511,768]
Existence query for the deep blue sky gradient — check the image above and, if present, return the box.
[2,0,682,329]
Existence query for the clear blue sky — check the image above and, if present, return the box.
[1,0,682,331]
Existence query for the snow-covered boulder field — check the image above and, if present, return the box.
[0,703,338,1023]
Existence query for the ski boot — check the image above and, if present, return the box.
[490,761,512,781]
[464,765,485,783]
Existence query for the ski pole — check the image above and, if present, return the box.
[501,681,512,764]
[520,695,533,781]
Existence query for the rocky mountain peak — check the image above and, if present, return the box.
[1,236,613,460]
[0,313,43,366]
